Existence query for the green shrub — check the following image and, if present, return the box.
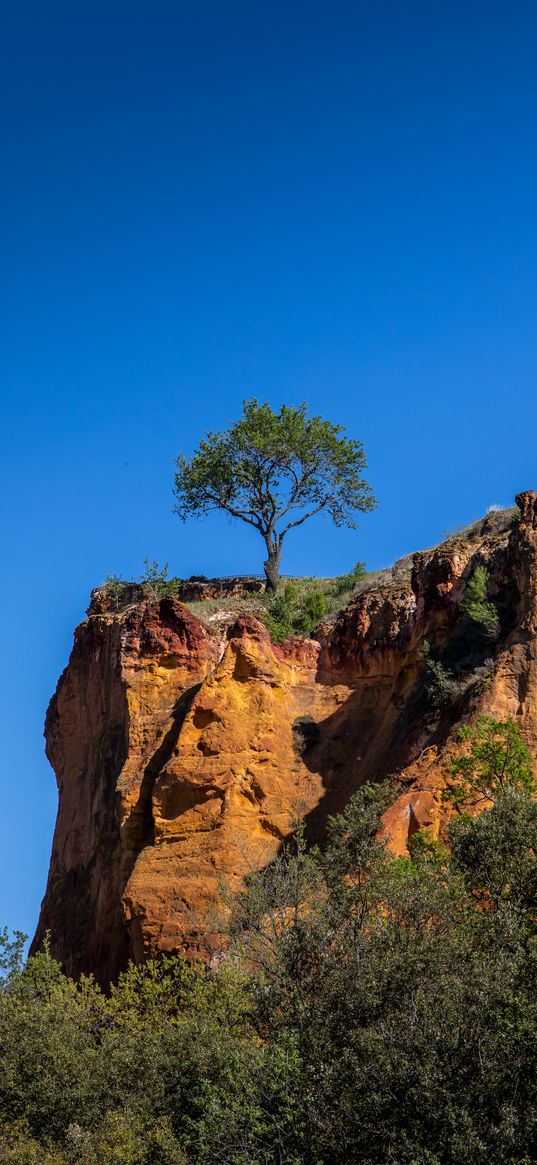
[264,581,327,642]
[333,560,367,596]
[300,591,326,635]
[263,582,298,642]
[0,929,25,989]
[139,559,181,600]
[421,638,494,714]
[444,714,535,810]
[460,566,500,638]
[421,641,462,711]
[407,828,449,866]
[230,769,537,1164]
[271,581,299,621]
[104,563,183,606]
[103,574,128,608]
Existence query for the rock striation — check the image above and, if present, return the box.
[33,492,537,983]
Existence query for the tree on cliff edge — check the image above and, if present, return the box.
[173,399,376,590]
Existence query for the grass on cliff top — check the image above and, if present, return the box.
[441,504,518,544]
[186,558,416,640]
[103,506,519,640]
[185,505,519,641]
[186,567,368,640]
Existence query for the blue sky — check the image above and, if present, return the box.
[1,0,537,941]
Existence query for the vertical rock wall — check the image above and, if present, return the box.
[33,493,537,983]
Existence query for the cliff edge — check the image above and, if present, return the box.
[32,491,537,983]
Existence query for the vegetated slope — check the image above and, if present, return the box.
[32,492,537,984]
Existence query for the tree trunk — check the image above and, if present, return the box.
[264,546,281,593]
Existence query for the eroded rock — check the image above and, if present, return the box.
[33,494,537,982]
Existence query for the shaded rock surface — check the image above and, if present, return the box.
[33,494,537,983]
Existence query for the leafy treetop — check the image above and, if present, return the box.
[174,399,376,589]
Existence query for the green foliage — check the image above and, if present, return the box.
[0,928,25,988]
[261,566,371,643]
[263,581,298,642]
[0,1113,186,1165]
[174,399,376,588]
[332,559,367,596]
[460,566,500,638]
[103,563,182,605]
[444,714,535,810]
[407,827,450,866]
[449,785,537,911]
[421,639,464,711]
[229,773,537,1165]
[299,590,326,635]
[4,732,537,1164]
[103,574,128,608]
[263,581,327,642]
[139,559,181,599]
[184,567,372,642]
[0,945,257,1165]
[323,780,393,880]
[421,638,492,713]
[64,1112,186,1164]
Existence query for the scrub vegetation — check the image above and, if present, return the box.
[2,719,537,1165]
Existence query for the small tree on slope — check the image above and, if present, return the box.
[173,399,376,590]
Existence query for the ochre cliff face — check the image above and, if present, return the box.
[34,602,220,983]
[33,492,537,983]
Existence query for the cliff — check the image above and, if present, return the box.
[32,491,537,983]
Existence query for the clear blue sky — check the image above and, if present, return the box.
[1,0,536,942]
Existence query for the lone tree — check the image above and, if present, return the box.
[173,399,376,590]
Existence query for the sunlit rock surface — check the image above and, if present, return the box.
[32,492,537,983]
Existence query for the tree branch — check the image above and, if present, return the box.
[279,498,329,538]
[202,492,265,534]
[273,464,320,524]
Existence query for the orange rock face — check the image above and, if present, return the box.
[33,492,537,983]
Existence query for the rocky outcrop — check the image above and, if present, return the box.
[32,493,537,983]
[90,576,266,615]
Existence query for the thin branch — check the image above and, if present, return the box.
[280,498,329,537]
[201,493,265,534]
[273,464,318,524]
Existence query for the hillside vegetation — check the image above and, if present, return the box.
[2,716,537,1165]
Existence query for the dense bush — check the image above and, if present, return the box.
[263,565,367,643]
[3,718,537,1164]
[421,567,502,715]
[460,566,500,638]
[263,581,328,642]
[445,713,535,809]
[332,559,367,596]
[421,638,493,713]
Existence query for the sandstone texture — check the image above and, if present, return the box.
[33,492,537,983]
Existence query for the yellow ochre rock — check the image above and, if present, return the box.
[33,492,537,982]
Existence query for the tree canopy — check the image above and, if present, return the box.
[173,399,376,589]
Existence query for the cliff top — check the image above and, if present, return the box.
[89,503,519,637]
